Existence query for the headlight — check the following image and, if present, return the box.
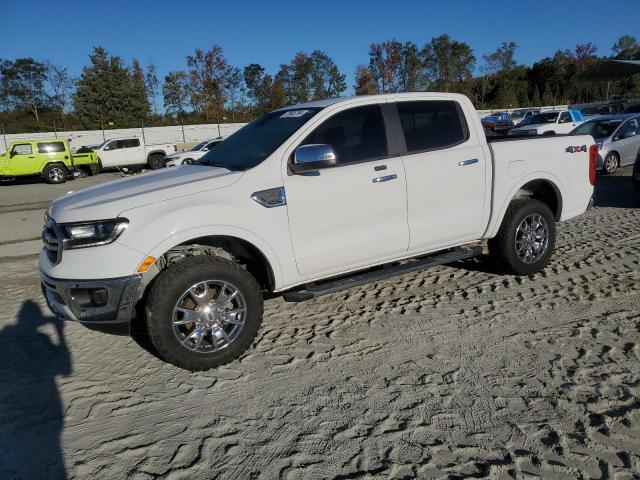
[61,218,128,249]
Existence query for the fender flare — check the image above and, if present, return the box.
[143,225,284,288]
[484,172,563,239]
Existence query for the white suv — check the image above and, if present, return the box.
[164,137,226,167]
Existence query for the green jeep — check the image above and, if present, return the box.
[0,138,99,184]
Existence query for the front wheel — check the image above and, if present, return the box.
[603,152,619,174]
[146,255,263,371]
[147,154,165,170]
[43,164,67,184]
[182,158,195,165]
[489,199,556,275]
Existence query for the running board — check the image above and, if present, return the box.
[282,246,482,302]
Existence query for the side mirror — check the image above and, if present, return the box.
[291,144,337,173]
[9,151,14,158]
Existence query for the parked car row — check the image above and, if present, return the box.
[0,134,229,184]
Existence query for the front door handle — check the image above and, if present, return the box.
[458,158,478,166]
[372,174,397,183]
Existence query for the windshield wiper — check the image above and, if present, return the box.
[205,161,242,171]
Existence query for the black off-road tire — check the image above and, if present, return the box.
[603,152,619,175]
[75,167,89,178]
[43,164,67,184]
[146,255,263,371]
[489,199,556,276]
[147,154,165,170]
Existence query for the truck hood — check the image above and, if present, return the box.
[50,166,242,223]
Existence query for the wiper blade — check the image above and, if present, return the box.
[206,162,242,171]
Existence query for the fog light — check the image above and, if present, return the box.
[89,288,108,306]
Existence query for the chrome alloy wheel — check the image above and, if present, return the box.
[49,167,65,182]
[514,213,549,264]
[172,280,247,353]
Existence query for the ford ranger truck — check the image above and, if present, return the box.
[1,138,99,184]
[40,93,596,371]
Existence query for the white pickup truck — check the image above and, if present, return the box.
[40,93,595,371]
[508,109,585,136]
[90,137,176,170]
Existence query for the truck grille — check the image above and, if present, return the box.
[42,215,64,265]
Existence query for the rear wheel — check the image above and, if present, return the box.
[146,255,263,371]
[43,164,67,184]
[182,158,195,165]
[490,199,556,275]
[147,154,165,170]
[75,167,89,178]
[603,152,619,174]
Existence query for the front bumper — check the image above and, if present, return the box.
[41,273,141,323]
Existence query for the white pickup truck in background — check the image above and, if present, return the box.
[40,92,595,371]
[508,109,585,136]
[90,137,176,170]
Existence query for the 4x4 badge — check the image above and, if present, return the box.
[565,145,587,153]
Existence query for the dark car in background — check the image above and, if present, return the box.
[494,109,540,134]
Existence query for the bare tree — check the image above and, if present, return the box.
[145,62,160,115]
[45,61,75,114]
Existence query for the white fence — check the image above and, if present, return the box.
[0,123,247,153]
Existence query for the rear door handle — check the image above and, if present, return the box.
[372,174,397,183]
[458,158,478,166]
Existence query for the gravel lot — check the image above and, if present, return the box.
[0,170,639,479]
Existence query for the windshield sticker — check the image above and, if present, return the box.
[280,109,310,118]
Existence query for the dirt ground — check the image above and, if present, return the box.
[0,169,639,479]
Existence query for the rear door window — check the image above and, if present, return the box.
[121,139,141,148]
[397,101,468,153]
[37,142,66,154]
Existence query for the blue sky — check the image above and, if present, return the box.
[3,0,639,94]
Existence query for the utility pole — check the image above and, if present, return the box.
[1,124,7,151]
[100,114,106,141]
[141,120,146,144]
[181,120,186,143]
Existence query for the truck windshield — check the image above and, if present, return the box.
[529,112,559,124]
[191,141,208,151]
[570,119,622,138]
[197,107,322,170]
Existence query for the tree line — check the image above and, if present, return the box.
[1,35,639,134]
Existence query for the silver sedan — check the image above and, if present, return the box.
[570,114,640,174]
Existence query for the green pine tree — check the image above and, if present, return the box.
[74,47,150,129]
[542,82,554,106]
[531,84,541,106]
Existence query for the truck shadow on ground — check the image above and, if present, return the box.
[0,300,70,479]
[593,173,640,209]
